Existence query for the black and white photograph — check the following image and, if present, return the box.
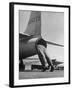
[19,10,64,79]
[9,2,70,87]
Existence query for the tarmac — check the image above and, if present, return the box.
[19,70,64,79]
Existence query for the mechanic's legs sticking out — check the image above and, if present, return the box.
[37,45,54,72]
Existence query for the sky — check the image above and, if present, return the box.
[41,11,64,45]
[19,10,64,62]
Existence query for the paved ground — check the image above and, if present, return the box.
[19,70,64,79]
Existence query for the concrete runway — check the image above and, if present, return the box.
[19,70,64,79]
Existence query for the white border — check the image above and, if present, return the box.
[14,4,69,86]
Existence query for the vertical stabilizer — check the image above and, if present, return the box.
[24,11,41,36]
[19,10,31,33]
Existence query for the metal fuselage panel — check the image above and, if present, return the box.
[19,37,40,59]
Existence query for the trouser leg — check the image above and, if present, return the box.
[36,45,47,67]
[44,50,54,71]
[37,50,46,67]
[44,50,53,67]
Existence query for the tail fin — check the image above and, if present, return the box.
[24,11,41,36]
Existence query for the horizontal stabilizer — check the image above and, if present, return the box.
[46,41,64,47]
[19,33,31,39]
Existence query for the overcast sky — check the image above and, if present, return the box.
[41,11,64,45]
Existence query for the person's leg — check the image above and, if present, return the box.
[36,45,48,71]
[44,49,54,72]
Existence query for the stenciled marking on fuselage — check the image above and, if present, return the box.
[28,16,41,24]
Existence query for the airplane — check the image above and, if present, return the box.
[55,64,64,70]
[19,11,64,71]
[51,59,63,67]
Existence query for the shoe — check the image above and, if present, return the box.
[42,67,47,72]
[50,66,54,72]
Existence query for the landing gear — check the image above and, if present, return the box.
[19,59,25,71]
